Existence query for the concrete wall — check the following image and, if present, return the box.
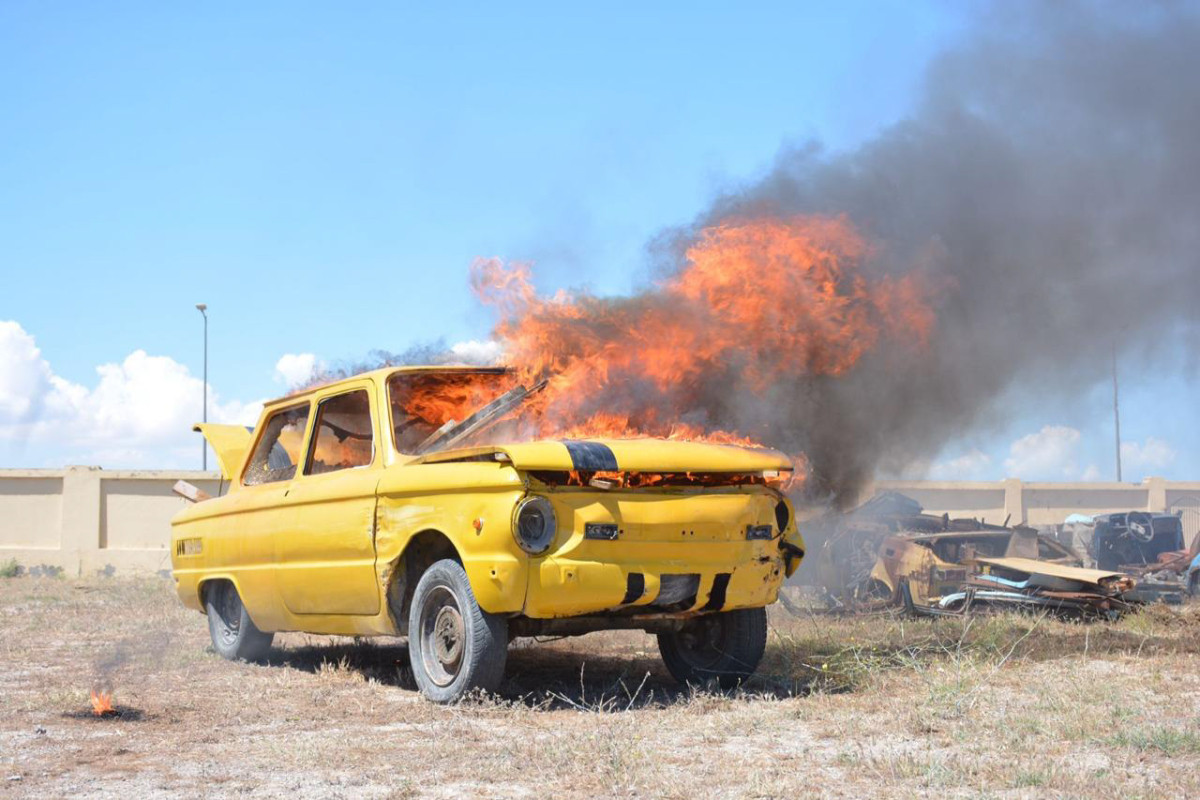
[1,468,1197,575]
[0,467,221,575]
[872,477,1200,545]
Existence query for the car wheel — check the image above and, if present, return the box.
[205,581,273,661]
[408,558,508,703]
[657,607,768,690]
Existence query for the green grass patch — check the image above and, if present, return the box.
[1104,726,1200,755]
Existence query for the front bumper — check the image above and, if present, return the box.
[519,489,802,618]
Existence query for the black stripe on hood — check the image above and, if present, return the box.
[562,441,619,471]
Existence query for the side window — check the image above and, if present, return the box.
[243,404,311,486]
[305,390,374,475]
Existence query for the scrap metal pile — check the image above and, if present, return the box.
[805,492,1143,619]
[906,556,1136,619]
[1056,511,1196,604]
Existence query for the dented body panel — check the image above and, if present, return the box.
[171,366,804,638]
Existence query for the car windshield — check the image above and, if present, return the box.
[388,369,543,455]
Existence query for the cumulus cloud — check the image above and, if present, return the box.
[449,339,504,365]
[0,321,54,419]
[1121,437,1176,476]
[274,353,320,387]
[1004,425,1088,480]
[0,320,262,468]
[928,448,993,481]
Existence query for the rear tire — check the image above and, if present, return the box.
[205,581,274,662]
[658,607,768,690]
[408,559,508,703]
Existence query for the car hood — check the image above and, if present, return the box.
[409,438,793,474]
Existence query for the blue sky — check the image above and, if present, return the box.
[0,2,1193,480]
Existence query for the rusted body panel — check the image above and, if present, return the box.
[809,491,1137,618]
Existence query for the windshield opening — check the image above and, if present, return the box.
[389,369,538,455]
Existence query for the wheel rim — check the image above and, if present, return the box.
[674,615,731,673]
[419,585,465,687]
[215,585,241,647]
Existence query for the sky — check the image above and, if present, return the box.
[0,1,1193,481]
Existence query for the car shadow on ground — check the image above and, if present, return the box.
[261,635,800,710]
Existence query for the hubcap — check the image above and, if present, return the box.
[433,606,464,666]
[419,586,466,687]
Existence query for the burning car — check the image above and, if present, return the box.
[171,366,804,702]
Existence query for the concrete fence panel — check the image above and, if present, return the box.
[1,468,1198,575]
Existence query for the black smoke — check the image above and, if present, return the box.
[658,1,1200,505]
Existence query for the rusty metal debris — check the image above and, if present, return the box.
[1051,511,1195,604]
[806,492,1140,619]
[901,557,1136,620]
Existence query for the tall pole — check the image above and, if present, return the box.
[1112,342,1122,482]
[196,304,208,471]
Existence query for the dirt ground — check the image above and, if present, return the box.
[2,576,1199,798]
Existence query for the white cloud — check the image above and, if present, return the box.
[1120,437,1176,476]
[0,320,262,468]
[928,448,993,480]
[1004,425,1083,479]
[0,321,54,419]
[449,339,504,365]
[274,353,320,387]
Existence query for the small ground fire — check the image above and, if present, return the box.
[89,689,116,717]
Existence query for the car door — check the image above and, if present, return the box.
[227,401,313,626]
[275,382,382,616]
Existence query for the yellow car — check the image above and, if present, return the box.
[171,366,805,702]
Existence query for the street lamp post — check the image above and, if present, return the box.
[1112,342,1122,482]
[196,304,208,471]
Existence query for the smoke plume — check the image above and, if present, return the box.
[690,1,1200,503]
[473,2,1200,505]
[325,3,1197,506]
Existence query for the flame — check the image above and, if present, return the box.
[466,215,934,450]
[385,215,936,482]
[90,689,115,716]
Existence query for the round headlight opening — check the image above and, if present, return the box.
[514,496,557,555]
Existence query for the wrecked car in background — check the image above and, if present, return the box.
[806,492,1139,618]
[909,557,1136,619]
[171,366,805,702]
[810,492,1075,605]
[1056,511,1193,603]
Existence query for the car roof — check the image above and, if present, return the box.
[265,364,510,407]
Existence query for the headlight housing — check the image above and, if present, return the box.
[513,496,557,555]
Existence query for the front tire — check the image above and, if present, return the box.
[205,581,273,662]
[658,607,768,690]
[408,559,508,703]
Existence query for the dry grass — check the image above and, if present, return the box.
[1,575,1199,798]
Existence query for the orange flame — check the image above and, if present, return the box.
[386,215,936,483]
[463,215,935,452]
[90,689,115,716]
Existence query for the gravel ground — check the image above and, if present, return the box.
[2,575,1199,798]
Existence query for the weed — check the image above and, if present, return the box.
[1105,726,1200,755]
[1014,768,1050,787]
